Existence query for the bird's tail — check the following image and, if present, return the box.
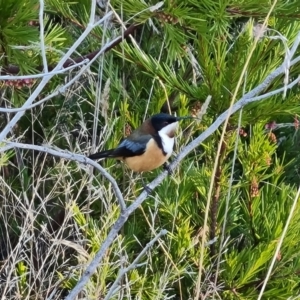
[88,149,117,160]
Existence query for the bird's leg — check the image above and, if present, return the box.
[140,174,153,194]
[163,162,173,175]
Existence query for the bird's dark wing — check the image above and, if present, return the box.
[89,134,152,160]
[114,134,152,157]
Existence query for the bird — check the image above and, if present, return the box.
[88,113,185,173]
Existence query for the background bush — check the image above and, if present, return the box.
[1,0,300,299]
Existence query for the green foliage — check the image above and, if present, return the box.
[0,0,39,71]
[2,0,300,299]
[16,261,28,297]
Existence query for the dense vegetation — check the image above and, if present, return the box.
[1,0,300,299]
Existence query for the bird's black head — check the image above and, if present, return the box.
[150,113,179,132]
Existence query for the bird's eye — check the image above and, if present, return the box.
[163,121,169,125]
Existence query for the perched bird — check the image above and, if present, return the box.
[89,113,185,172]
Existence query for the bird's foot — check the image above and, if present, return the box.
[143,184,153,194]
[140,176,153,194]
[163,163,173,176]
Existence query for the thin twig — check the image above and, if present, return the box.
[39,0,48,73]
[103,230,167,300]
[213,109,243,288]
[89,0,97,25]
[0,11,113,144]
[0,60,88,81]
[257,186,300,300]
[0,142,126,212]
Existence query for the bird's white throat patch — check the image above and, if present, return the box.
[158,122,178,157]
